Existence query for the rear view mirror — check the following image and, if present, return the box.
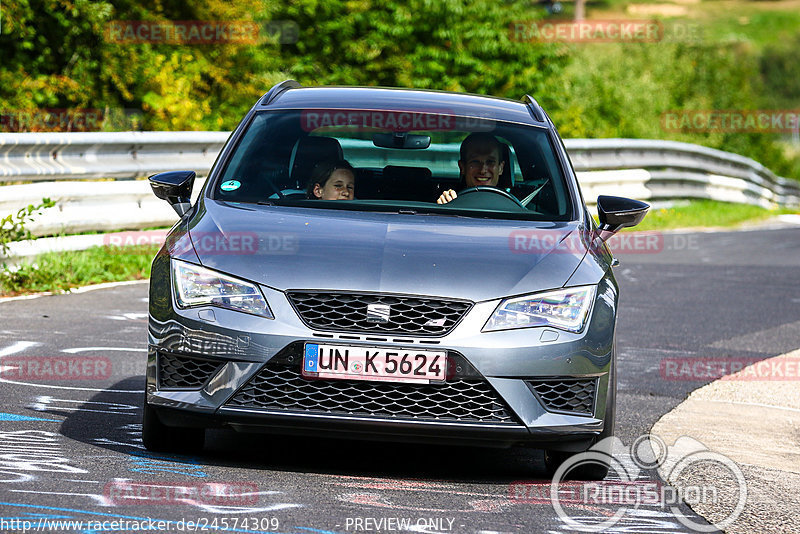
[149,171,196,217]
[596,195,649,241]
[373,132,431,149]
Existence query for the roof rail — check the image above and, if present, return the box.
[260,80,302,106]
[522,94,545,123]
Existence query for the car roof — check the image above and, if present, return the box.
[257,84,548,127]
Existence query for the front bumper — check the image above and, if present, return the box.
[146,253,617,451]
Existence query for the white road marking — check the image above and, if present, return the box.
[0,342,40,375]
[107,313,148,321]
[0,341,38,357]
[0,376,140,393]
[192,503,301,514]
[9,489,112,506]
[0,279,148,303]
[0,471,35,483]
[62,347,146,354]
[29,396,138,416]
[0,343,143,392]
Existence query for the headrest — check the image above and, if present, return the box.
[382,166,434,201]
[290,136,344,186]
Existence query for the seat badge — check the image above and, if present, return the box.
[366,304,391,323]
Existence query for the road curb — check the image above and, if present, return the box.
[651,348,800,533]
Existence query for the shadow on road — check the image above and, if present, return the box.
[54,377,551,484]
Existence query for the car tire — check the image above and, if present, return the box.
[142,398,205,453]
[544,357,616,481]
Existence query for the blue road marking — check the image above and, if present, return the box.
[0,412,59,422]
[127,450,208,478]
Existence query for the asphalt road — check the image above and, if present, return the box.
[0,225,798,533]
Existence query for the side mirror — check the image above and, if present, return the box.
[596,195,649,241]
[149,171,196,217]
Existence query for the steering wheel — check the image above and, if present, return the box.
[456,186,526,209]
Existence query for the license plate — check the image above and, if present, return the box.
[302,343,447,384]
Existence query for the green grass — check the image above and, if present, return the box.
[583,0,800,50]
[694,8,800,50]
[0,245,159,296]
[626,199,797,231]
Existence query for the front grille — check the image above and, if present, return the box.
[528,378,597,416]
[226,363,516,424]
[158,352,222,389]
[286,291,471,336]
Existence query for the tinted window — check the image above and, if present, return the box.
[214,110,573,221]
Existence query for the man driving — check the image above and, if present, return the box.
[436,132,506,204]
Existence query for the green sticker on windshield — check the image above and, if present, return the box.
[220,180,241,191]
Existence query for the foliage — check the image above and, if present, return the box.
[0,0,557,130]
[270,0,562,98]
[0,198,55,257]
[0,0,798,177]
[540,39,799,178]
[760,32,800,107]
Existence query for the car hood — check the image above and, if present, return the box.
[188,200,589,302]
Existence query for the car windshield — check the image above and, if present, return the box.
[213,109,574,221]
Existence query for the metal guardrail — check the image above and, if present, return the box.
[1,132,798,238]
[566,138,800,208]
[0,131,227,180]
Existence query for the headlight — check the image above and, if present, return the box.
[171,259,273,318]
[483,285,596,333]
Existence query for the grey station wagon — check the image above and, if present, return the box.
[143,81,648,479]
